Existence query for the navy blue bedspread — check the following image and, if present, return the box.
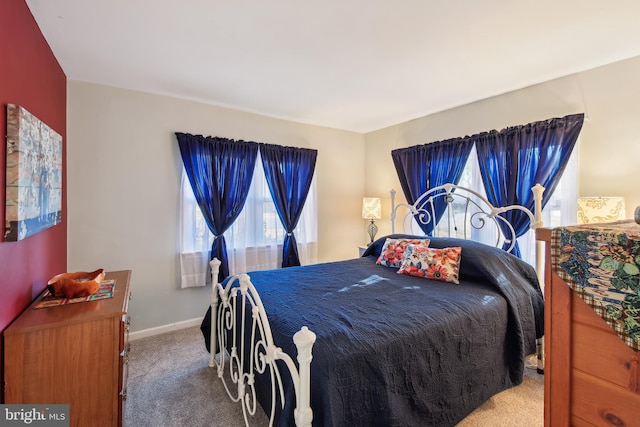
[201,235,544,427]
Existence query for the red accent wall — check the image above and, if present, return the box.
[0,0,67,401]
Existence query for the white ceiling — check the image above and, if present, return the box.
[26,0,640,133]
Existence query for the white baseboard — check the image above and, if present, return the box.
[129,317,202,341]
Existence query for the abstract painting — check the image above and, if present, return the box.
[5,104,62,241]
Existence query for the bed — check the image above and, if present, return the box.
[200,183,546,427]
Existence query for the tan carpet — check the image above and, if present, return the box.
[457,360,543,426]
[125,326,543,426]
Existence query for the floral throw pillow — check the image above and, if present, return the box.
[376,238,430,268]
[398,245,462,284]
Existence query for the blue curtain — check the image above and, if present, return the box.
[176,132,259,282]
[260,143,317,268]
[474,113,584,256]
[391,137,475,235]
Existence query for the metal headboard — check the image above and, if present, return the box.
[390,183,545,253]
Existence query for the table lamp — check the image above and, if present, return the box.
[362,197,382,244]
[577,197,625,224]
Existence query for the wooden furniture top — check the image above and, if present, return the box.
[535,227,552,242]
[4,270,131,335]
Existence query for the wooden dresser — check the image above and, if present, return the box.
[4,270,131,427]
[538,227,640,427]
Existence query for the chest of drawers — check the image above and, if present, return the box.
[538,228,640,426]
[4,270,131,427]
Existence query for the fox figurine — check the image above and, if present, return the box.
[47,269,105,298]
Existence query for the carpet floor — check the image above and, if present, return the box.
[124,326,543,426]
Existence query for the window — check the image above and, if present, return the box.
[430,145,511,248]
[433,143,579,269]
[179,152,317,287]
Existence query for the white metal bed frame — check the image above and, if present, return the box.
[207,183,546,427]
[391,183,545,254]
[208,258,316,427]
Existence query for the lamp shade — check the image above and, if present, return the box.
[362,197,382,220]
[577,197,626,224]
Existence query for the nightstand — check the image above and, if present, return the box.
[358,245,368,257]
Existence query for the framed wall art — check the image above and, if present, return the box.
[5,104,62,241]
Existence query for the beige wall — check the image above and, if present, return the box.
[68,54,640,333]
[365,55,640,224]
[67,81,364,332]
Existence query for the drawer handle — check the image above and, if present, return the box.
[121,346,130,365]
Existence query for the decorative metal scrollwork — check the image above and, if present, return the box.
[208,259,316,427]
[390,183,544,253]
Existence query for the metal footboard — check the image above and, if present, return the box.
[208,258,316,427]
